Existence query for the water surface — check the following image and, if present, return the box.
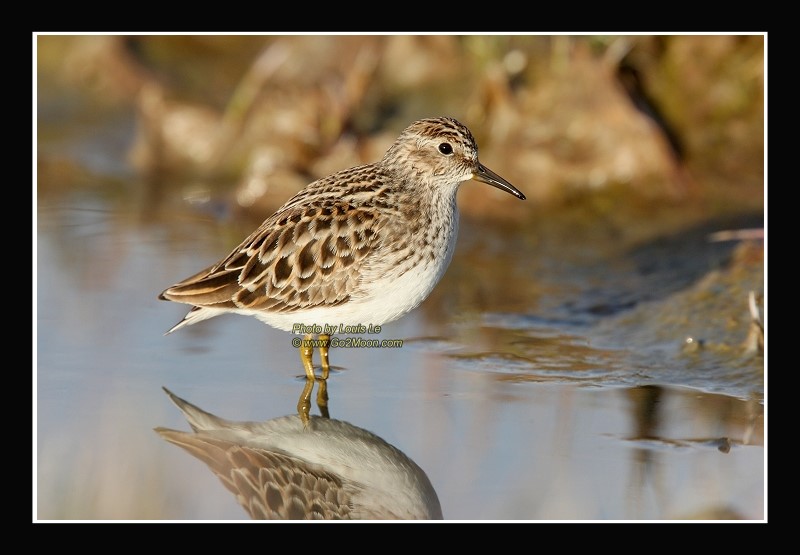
[35,167,764,520]
[35,41,764,519]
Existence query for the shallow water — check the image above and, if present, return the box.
[35,40,764,519]
[35,164,764,520]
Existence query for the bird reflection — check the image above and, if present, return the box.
[155,384,442,520]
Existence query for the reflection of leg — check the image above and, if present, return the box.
[319,334,331,379]
[316,376,329,419]
[297,378,314,428]
[299,333,315,379]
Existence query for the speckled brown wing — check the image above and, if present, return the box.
[161,198,386,313]
[155,429,357,520]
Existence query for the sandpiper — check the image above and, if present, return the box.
[159,117,525,377]
[156,387,443,520]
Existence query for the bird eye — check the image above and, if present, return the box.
[438,143,453,155]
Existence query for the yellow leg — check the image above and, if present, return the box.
[297,378,314,428]
[316,374,329,419]
[299,333,315,380]
[319,334,331,379]
[297,334,333,426]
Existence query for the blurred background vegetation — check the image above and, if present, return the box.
[37,34,764,230]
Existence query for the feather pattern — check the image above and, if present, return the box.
[159,117,525,333]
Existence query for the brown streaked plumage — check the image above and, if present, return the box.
[159,117,525,377]
[155,387,443,520]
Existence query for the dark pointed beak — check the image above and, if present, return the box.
[473,164,526,200]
